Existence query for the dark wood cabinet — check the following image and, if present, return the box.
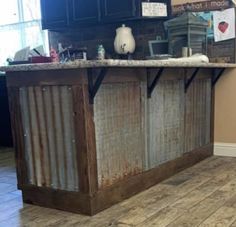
[69,0,100,25]
[40,0,171,30]
[0,76,12,147]
[101,0,137,21]
[41,0,68,29]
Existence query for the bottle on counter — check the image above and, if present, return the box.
[50,47,59,62]
[58,43,64,54]
[97,44,105,60]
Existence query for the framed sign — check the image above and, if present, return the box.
[142,2,168,17]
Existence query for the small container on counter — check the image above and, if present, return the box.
[50,47,60,62]
[182,47,192,58]
[97,45,105,60]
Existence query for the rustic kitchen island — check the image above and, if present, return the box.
[1,60,235,215]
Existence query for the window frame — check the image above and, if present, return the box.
[0,0,48,65]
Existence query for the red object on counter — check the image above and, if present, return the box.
[30,56,52,63]
[50,47,59,62]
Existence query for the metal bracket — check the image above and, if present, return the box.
[87,67,108,104]
[212,68,225,87]
[184,68,200,93]
[147,67,164,98]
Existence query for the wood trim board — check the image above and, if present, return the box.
[21,144,213,215]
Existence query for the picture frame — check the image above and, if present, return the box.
[148,36,169,56]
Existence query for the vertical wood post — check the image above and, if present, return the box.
[72,85,98,195]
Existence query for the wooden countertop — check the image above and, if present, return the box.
[1,59,236,72]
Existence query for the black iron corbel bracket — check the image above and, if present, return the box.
[211,68,225,87]
[147,67,164,98]
[87,67,108,104]
[184,68,200,93]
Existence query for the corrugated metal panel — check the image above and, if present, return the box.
[94,82,144,188]
[184,78,211,152]
[19,87,35,185]
[19,86,79,191]
[147,79,185,169]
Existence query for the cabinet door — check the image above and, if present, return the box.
[41,0,68,29]
[101,0,137,21]
[69,0,100,24]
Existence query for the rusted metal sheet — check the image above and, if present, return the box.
[94,82,144,188]
[19,88,35,185]
[19,86,79,191]
[27,87,43,186]
[147,79,185,169]
[185,78,211,152]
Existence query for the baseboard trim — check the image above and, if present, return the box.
[214,143,236,157]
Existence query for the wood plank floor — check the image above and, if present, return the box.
[0,147,236,227]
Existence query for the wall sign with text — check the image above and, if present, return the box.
[172,0,232,15]
[142,2,168,17]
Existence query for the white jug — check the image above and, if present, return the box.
[114,24,136,55]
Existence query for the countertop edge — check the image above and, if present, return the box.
[1,59,236,72]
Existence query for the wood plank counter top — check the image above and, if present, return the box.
[1,59,236,72]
